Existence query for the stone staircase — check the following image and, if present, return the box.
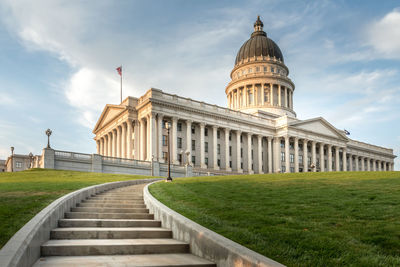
[33,183,215,266]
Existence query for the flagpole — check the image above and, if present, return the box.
[120,65,122,104]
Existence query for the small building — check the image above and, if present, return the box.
[5,154,34,172]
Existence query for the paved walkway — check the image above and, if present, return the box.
[33,183,215,267]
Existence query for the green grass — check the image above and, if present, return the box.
[0,169,149,248]
[150,171,400,267]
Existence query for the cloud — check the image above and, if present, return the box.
[366,9,400,58]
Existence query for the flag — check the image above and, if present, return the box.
[116,66,122,76]
[344,129,350,135]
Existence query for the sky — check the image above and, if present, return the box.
[0,0,399,169]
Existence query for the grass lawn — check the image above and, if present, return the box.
[150,171,400,267]
[0,169,149,248]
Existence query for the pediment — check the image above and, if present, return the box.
[290,117,348,140]
[93,105,126,133]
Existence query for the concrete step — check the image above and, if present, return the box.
[83,199,145,205]
[99,193,143,197]
[71,207,149,213]
[77,203,146,208]
[33,253,216,267]
[41,239,189,256]
[50,227,172,239]
[90,197,144,201]
[65,212,154,220]
[58,219,161,228]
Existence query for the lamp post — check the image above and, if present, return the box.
[10,146,14,172]
[29,152,33,169]
[45,129,52,148]
[165,121,172,181]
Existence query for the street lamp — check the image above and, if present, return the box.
[10,146,14,172]
[29,152,33,169]
[165,121,172,181]
[45,129,52,148]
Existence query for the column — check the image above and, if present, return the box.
[212,126,219,170]
[285,136,290,173]
[116,126,121,158]
[294,137,299,172]
[224,128,231,171]
[355,156,359,171]
[140,118,146,160]
[96,139,100,154]
[361,157,365,171]
[278,85,282,106]
[383,162,387,171]
[327,145,332,172]
[319,143,325,172]
[270,84,274,106]
[157,115,164,162]
[127,119,133,159]
[252,85,255,106]
[257,135,262,174]
[171,117,178,164]
[303,139,308,172]
[108,132,112,157]
[186,120,192,165]
[273,137,281,172]
[200,123,206,168]
[134,120,140,160]
[247,133,253,174]
[289,90,293,109]
[267,137,273,173]
[261,84,265,106]
[377,160,381,171]
[343,148,347,171]
[373,159,376,171]
[121,123,126,158]
[335,147,340,171]
[149,113,157,161]
[349,154,353,171]
[284,87,288,108]
[112,129,117,157]
[103,136,107,156]
[311,141,316,172]
[367,158,371,171]
[236,130,242,172]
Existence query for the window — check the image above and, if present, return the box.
[217,144,221,155]
[271,67,275,73]
[248,68,252,73]
[229,146,232,156]
[191,126,195,134]
[16,162,22,168]
[281,152,285,162]
[205,157,209,166]
[229,133,232,141]
[290,167,295,173]
[177,137,182,149]
[290,143,294,149]
[192,156,196,164]
[217,159,220,167]
[162,120,167,128]
[177,123,182,131]
[256,66,260,72]
[264,91,268,102]
[162,135,168,146]
[264,66,267,72]
[178,154,182,164]
[299,155,303,163]
[192,140,196,151]
[248,90,253,104]
[281,166,286,172]
[241,162,243,169]
[308,157,311,165]
[242,70,245,75]
[262,152,264,160]
[280,140,285,148]
[241,148,243,158]
[290,154,294,163]
[205,128,208,136]
[217,130,220,139]
[205,142,209,153]
[240,135,243,143]
[163,152,168,161]
[230,161,232,168]
[251,150,254,159]
[299,144,303,151]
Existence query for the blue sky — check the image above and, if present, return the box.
[0,0,399,169]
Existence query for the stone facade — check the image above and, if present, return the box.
[93,18,396,174]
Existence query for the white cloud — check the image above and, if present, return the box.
[367,9,400,58]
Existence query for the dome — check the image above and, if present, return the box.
[235,16,284,65]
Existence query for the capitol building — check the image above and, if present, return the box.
[93,17,395,174]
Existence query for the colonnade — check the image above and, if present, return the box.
[96,117,394,173]
[227,83,293,110]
